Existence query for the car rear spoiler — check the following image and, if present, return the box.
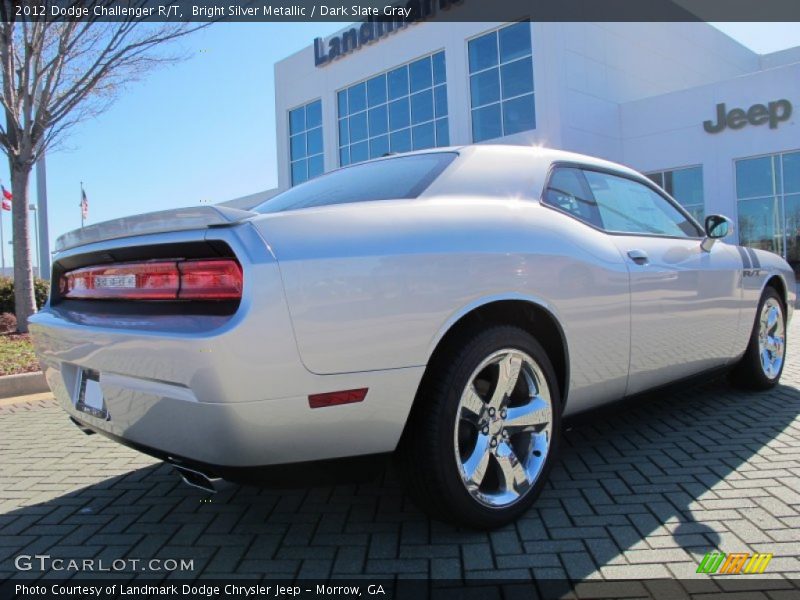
[55,206,258,252]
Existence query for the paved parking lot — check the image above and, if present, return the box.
[1,323,799,587]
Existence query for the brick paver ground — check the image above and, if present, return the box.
[1,322,799,584]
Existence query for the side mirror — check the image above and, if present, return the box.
[701,214,733,252]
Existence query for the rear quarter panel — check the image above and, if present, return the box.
[253,197,632,414]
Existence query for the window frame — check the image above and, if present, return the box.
[466,21,536,143]
[644,164,705,221]
[541,162,705,240]
[733,148,800,260]
[336,50,450,166]
[288,98,324,187]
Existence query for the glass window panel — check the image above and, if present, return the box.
[389,99,410,130]
[338,118,349,146]
[348,82,367,114]
[435,118,449,146]
[387,66,409,100]
[367,74,387,108]
[736,156,777,199]
[472,104,502,142]
[501,57,534,99]
[783,193,800,271]
[291,160,307,185]
[434,85,448,118]
[469,32,498,73]
[390,128,412,153]
[470,70,500,108]
[686,205,704,223]
[409,56,433,92]
[737,196,784,256]
[645,172,664,187]
[783,151,800,194]
[432,51,446,85]
[308,154,324,179]
[306,100,322,128]
[499,21,531,63]
[668,167,704,208]
[584,170,699,237]
[289,107,305,135]
[543,167,603,228]
[502,94,536,135]
[350,140,369,164]
[290,133,306,160]
[306,127,323,156]
[337,90,348,116]
[258,153,457,213]
[369,135,390,159]
[411,89,434,125]
[339,147,350,167]
[368,105,388,137]
[349,112,368,142]
[412,122,435,150]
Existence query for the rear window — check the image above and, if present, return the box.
[255,152,457,214]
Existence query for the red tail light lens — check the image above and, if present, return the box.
[178,260,243,300]
[60,259,242,301]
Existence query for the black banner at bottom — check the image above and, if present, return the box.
[2,578,799,600]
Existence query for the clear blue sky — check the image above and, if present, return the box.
[1,22,799,269]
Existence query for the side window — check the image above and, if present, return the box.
[582,170,701,237]
[543,167,603,229]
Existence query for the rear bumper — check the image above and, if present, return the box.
[45,364,421,467]
[29,226,423,468]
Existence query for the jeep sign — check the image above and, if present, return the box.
[703,100,792,133]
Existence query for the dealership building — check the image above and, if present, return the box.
[242,18,800,272]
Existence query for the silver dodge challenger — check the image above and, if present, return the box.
[30,145,794,528]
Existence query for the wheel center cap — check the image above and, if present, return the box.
[488,413,504,436]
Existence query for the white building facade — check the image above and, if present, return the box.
[272,20,800,273]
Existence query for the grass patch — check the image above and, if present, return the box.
[0,334,40,376]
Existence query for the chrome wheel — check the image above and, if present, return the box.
[758,297,785,380]
[454,349,553,508]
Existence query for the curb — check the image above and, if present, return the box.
[0,371,48,399]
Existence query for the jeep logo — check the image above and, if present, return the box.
[703,100,792,134]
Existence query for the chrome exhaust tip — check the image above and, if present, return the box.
[172,464,219,494]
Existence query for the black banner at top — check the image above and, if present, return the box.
[3,0,800,23]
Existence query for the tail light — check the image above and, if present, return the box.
[60,259,242,301]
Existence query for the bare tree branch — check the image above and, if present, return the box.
[0,0,210,330]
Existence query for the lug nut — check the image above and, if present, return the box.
[482,426,489,435]
[488,407,496,417]
[490,438,497,447]
[500,409,507,419]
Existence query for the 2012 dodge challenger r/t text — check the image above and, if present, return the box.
[30,145,793,528]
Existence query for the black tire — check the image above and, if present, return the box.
[397,325,562,529]
[730,286,787,391]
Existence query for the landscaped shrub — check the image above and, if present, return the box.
[0,312,16,333]
[0,277,50,315]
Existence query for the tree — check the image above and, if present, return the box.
[0,2,207,331]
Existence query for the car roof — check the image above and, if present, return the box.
[415,144,647,201]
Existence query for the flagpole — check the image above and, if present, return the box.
[80,181,85,229]
[0,206,5,276]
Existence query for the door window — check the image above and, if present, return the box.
[582,170,700,237]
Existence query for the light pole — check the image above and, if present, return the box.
[35,152,50,279]
[28,203,39,278]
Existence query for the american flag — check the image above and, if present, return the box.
[1,184,11,211]
[80,186,88,221]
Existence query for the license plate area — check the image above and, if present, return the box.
[75,369,108,420]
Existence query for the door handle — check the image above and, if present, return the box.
[627,249,649,265]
